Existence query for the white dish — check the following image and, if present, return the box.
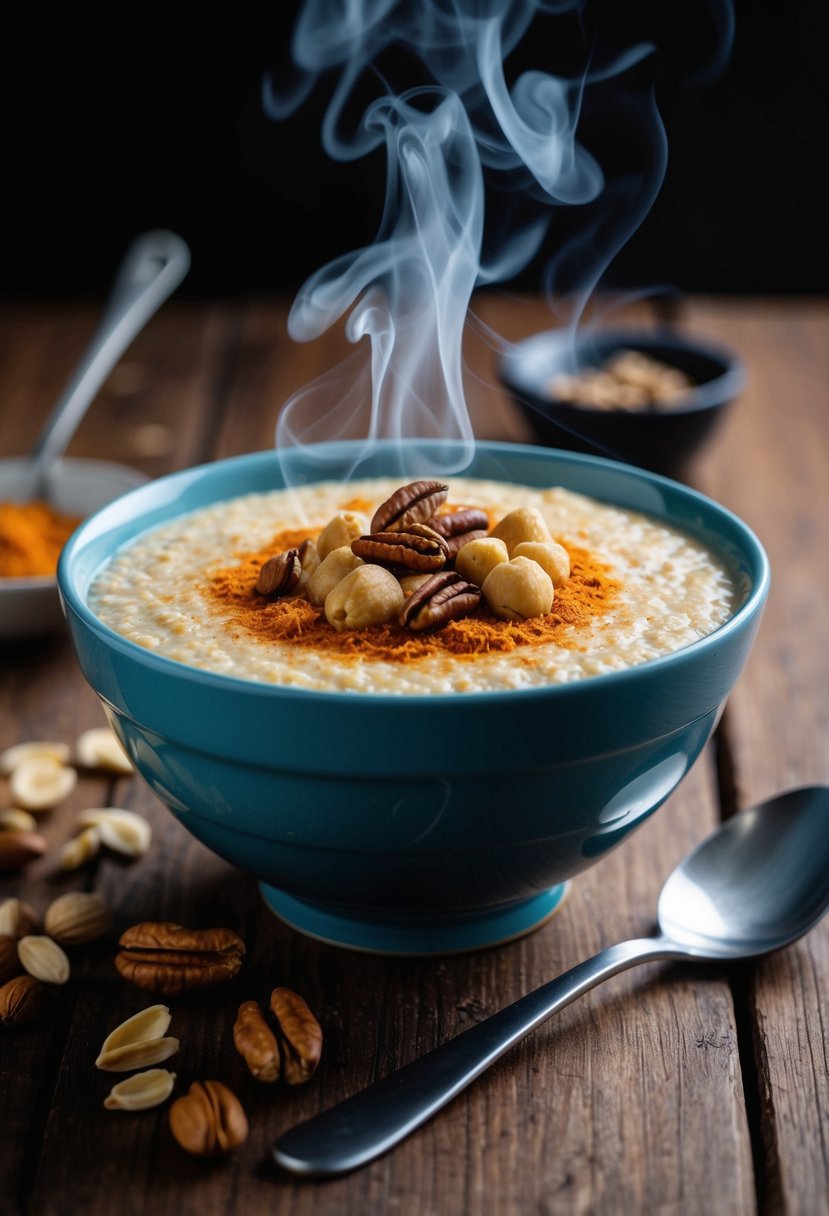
[0,456,149,638]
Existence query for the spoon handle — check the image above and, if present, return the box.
[273,935,679,1177]
[30,230,190,478]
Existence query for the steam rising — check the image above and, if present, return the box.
[265,2,727,480]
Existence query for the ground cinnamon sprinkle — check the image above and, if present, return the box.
[0,500,82,578]
[206,527,621,663]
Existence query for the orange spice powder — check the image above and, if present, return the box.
[206,528,621,664]
[0,500,82,578]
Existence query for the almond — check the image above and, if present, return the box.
[0,975,48,1027]
[17,935,71,985]
[0,831,47,872]
[44,892,112,946]
[0,899,39,938]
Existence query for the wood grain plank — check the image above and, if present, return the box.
[685,297,829,1216]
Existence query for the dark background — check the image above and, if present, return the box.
[3,1,826,302]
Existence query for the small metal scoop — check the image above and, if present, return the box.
[25,229,191,497]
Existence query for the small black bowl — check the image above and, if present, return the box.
[499,327,745,479]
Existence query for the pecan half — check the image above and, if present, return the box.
[400,570,482,631]
[370,480,449,533]
[256,548,301,597]
[233,1000,281,1082]
[115,923,245,995]
[444,529,489,562]
[270,987,323,1085]
[169,1080,248,1156]
[427,508,489,538]
[352,523,449,573]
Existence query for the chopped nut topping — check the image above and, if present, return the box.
[256,548,301,597]
[370,480,449,533]
[352,523,449,572]
[400,571,482,632]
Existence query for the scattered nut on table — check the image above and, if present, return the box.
[95,1004,179,1072]
[114,923,245,995]
[0,808,38,833]
[9,758,77,811]
[169,1080,248,1156]
[270,987,323,1084]
[76,727,134,774]
[0,741,71,776]
[233,988,323,1084]
[104,1068,177,1112]
[0,935,23,985]
[58,826,101,871]
[233,1000,281,1082]
[44,892,112,946]
[77,808,151,858]
[17,935,71,985]
[0,975,48,1028]
[0,898,39,939]
[0,831,47,872]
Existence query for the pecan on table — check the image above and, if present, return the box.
[233,1000,281,1082]
[169,1080,249,1156]
[270,986,323,1084]
[256,548,301,597]
[399,570,482,631]
[370,480,449,534]
[352,523,449,573]
[114,923,245,995]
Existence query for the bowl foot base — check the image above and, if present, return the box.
[258,883,569,956]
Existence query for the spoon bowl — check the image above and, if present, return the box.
[657,785,829,958]
[273,785,829,1176]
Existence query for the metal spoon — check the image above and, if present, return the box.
[273,785,829,1178]
[25,228,190,498]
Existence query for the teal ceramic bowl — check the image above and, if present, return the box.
[58,441,769,955]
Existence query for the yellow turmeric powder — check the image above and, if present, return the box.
[207,528,621,663]
[0,500,82,578]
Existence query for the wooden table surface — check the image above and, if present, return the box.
[0,294,827,1216]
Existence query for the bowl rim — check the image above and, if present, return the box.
[58,439,770,705]
[499,325,746,417]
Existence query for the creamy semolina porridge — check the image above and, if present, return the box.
[89,477,737,694]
